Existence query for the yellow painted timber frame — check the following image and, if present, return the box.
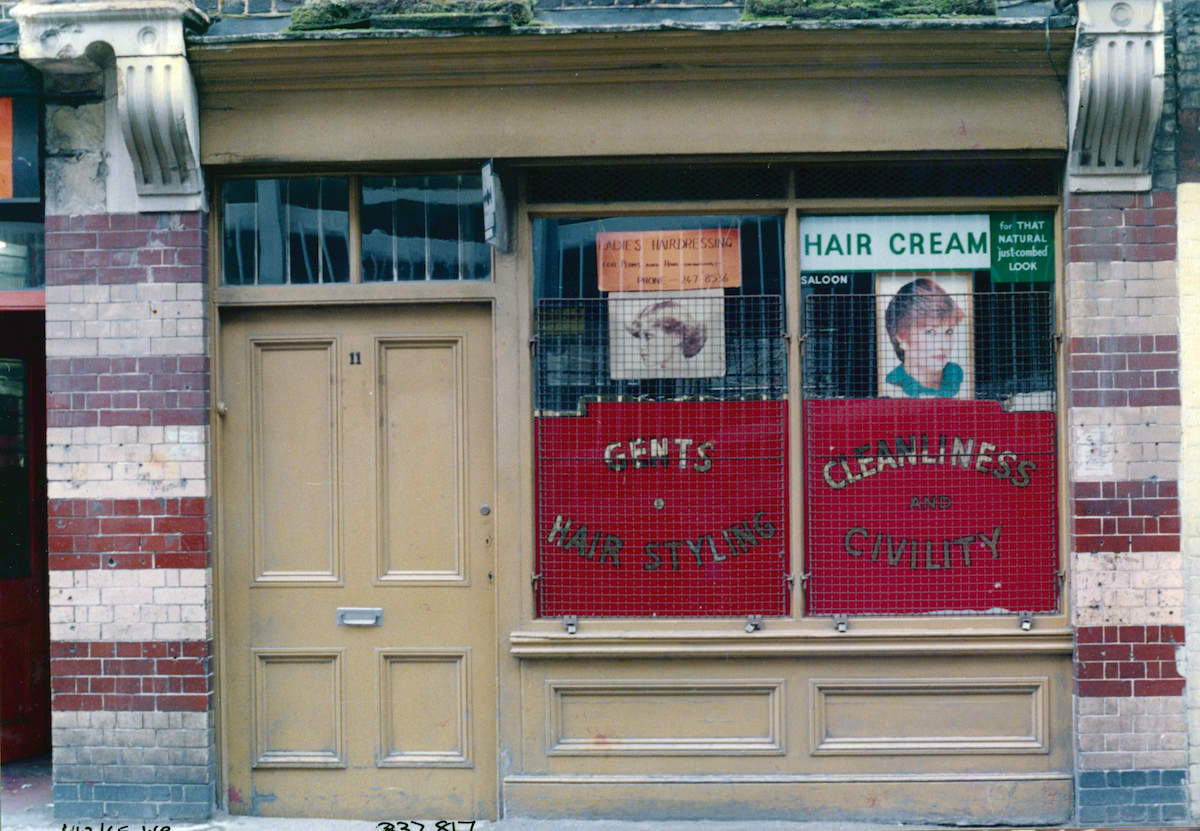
[204,19,1077,821]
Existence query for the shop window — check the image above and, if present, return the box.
[532,215,789,617]
[220,175,490,285]
[0,220,44,290]
[800,212,1059,615]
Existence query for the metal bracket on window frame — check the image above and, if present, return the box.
[745,615,763,633]
[1018,611,1034,631]
[833,615,849,633]
[563,615,578,635]
[1051,330,1063,351]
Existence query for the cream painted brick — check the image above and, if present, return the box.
[137,570,167,587]
[99,621,156,640]
[1133,750,1189,769]
[1077,751,1134,770]
[96,336,152,355]
[45,302,98,322]
[49,606,74,623]
[51,621,101,639]
[138,426,166,444]
[97,301,150,321]
[80,285,109,304]
[177,318,206,337]
[178,461,207,479]
[98,443,152,463]
[45,338,99,357]
[152,622,207,640]
[178,569,209,586]
[136,283,180,302]
[1077,697,1105,716]
[112,605,140,623]
[150,336,206,355]
[176,283,205,301]
[48,444,100,463]
[100,586,155,606]
[46,321,71,339]
[86,605,114,623]
[48,571,73,588]
[82,320,113,340]
[153,587,206,605]
[140,604,168,623]
[161,319,178,337]
[152,300,203,318]
[51,587,100,606]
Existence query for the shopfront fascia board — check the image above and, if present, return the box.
[192,24,1073,164]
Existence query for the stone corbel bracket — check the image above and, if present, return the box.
[13,0,210,209]
[1068,0,1165,192]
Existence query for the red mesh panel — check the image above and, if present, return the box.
[804,399,1058,614]
[537,401,789,616]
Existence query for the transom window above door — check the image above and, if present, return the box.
[220,174,490,285]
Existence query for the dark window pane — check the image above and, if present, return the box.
[0,222,44,290]
[362,174,490,282]
[0,359,29,578]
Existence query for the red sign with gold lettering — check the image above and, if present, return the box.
[804,399,1058,614]
[536,400,788,616]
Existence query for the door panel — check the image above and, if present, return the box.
[0,312,48,763]
[220,304,495,819]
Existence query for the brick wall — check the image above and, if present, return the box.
[45,212,215,822]
[1067,185,1188,824]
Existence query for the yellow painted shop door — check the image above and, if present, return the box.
[219,304,496,819]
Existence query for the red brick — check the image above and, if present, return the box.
[154,516,208,534]
[1155,335,1179,351]
[99,516,154,534]
[1076,661,1104,679]
[157,694,209,712]
[180,498,208,516]
[1129,534,1180,552]
[1074,535,1130,553]
[1130,498,1177,516]
[1133,679,1185,696]
[181,641,210,658]
[1118,625,1146,642]
[53,694,103,711]
[1133,643,1177,661]
[89,677,115,693]
[1162,625,1185,643]
[1075,499,1129,517]
[1077,679,1131,697]
[1077,643,1132,661]
[49,642,79,658]
[1127,352,1177,370]
[1073,482,1102,499]
[181,677,209,693]
[106,658,155,675]
[110,678,139,694]
[1103,625,1120,641]
[1129,388,1182,406]
[155,551,208,569]
[50,659,102,675]
[1076,626,1104,643]
[89,642,115,658]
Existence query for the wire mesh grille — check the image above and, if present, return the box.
[801,290,1058,615]
[535,295,789,617]
[536,295,787,414]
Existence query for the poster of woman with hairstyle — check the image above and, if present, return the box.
[876,273,973,399]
